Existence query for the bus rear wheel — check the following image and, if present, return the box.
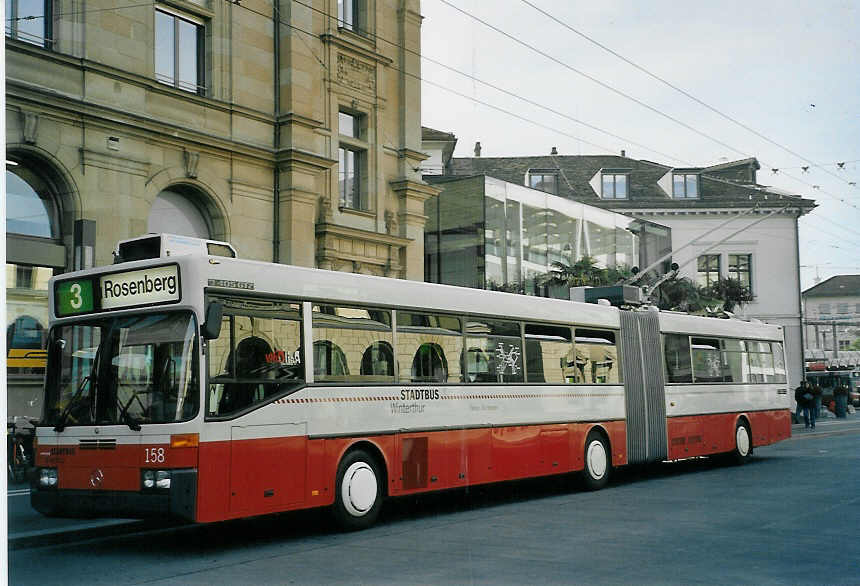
[581,431,611,490]
[332,449,383,530]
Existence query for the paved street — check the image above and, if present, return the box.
[8,418,860,585]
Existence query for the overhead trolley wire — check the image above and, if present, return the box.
[518,0,858,189]
[437,0,858,211]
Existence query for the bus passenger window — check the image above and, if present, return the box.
[664,334,692,383]
[524,323,573,384]
[691,337,724,383]
[312,304,392,383]
[721,339,748,383]
[573,329,620,384]
[747,341,774,383]
[466,318,524,384]
[396,311,462,383]
[207,300,304,417]
[771,342,787,383]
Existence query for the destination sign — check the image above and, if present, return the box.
[54,264,181,317]
[100,265,180,310]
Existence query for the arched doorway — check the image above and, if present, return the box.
[148,186,213,238]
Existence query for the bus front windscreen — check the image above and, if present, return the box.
[44,311,199,429]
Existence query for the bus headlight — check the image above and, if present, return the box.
[142,469,171,491]
[39,468,58,488]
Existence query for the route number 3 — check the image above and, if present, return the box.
[69,283,83,309]
[145,447,165,463]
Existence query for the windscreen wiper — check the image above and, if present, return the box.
[117,395,142,431]
[53,375,93,432]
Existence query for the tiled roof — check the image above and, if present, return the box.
[422,127,457,141]
[802,275,860,297]
[449,155,816,211]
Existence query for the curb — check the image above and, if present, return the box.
[8,519,156,550]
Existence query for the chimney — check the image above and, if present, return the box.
[474,141,482,157]
[551,146,558,155]
[620,149,626,157]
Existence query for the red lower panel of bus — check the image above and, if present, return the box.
[196,410,788,523]
[666,410,791,461]
[196,421,627,523]
[37,410,789,523]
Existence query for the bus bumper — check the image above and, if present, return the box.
[30,468,197,522]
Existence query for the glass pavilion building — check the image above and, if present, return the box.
[424,175,672,294]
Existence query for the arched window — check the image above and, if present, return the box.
[361,341,394,378]
[148,187,212,238]
[411,343,448,383]
[313,340,350,379]
[5,157,66,411]
[6,165,60,238]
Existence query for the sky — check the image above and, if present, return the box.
[419,0,860,291]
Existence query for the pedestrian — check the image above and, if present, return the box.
[834,381,849,418]
[795,380,815,429]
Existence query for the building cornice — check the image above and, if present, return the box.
[315,222,412,248]
[320,33,394,66]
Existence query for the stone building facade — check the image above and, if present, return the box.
[5,0,436,417]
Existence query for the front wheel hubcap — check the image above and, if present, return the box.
[341,462,377,517]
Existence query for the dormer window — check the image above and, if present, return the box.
[673,173,699,198]
[601,173,628,199]
[527,170,558,195]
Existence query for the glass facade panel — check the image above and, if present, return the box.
[424,176,672,295]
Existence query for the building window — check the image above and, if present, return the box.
[527,171,558,195]
[673,173,699,198]
[155,8,204,94]
[338,110,368,211]
[728,253,752,290]
[819,303,831,315]
[601,173,628,199]
[697,254,720,287]
[338,0,365,33]
[837,303,850,314]
[6,0,51,47]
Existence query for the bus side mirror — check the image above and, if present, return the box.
[201,302,224,340]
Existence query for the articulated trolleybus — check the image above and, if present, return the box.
[32,234,791,529]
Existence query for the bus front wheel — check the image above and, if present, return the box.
[581,431,611,490]
[731,420,753,465]
[332,449,383,530]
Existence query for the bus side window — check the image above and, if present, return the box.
[207,302,304,417]
[574,329,620,384]
[664,334,692,383]
[396,312,463,383]
[466,318,524,384]
[311,305,393,383]
[524,323,573,384]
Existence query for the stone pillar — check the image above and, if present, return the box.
[390,179,440,281]
[279,150,334,267]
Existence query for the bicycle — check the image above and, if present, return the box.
[7,418,35,484]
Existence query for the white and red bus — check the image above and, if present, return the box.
[31,234,791,529]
